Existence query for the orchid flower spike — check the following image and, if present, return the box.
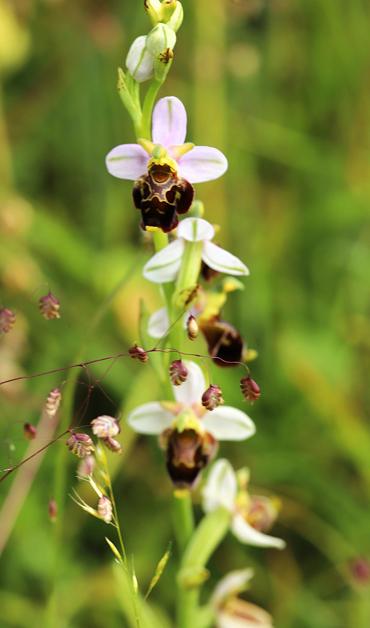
[127,361,255,487]
[202,459,286,550]
[143,217,249,283]
[105,97,228,232]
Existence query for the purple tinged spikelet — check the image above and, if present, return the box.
[169,360,188,386]
[240,376,261,402]
[201,385,224,411]
[39,292,61,320]
[45,388,62,418]
[0,308,16,334]
[98,495,113,523]
[66,432,94,458]
[103,436,122,454]
[23,422,37,440]
[128,344,149,363]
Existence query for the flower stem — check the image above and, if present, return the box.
[140,78,165,139]
[172,490,198,628]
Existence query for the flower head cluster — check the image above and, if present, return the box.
[106,99,228,232]
[128,361,255,488]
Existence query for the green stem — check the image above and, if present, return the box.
[172,490,194,554]
[140,79,165,138]
[170,240,203,352]
[46,263,139,628]
[100,448,141,628]
[172,491,197,628]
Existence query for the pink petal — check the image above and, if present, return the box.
[152,97,187,147]
[105,144,149,180]
[178,146,228,183]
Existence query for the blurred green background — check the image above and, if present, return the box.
[1,0,370,626]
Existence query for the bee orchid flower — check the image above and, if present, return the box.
[105,97,228,232]
[202,459,286,549]
[143,217,249,283]
[127,361,255,487]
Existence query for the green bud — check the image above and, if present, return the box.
[144,0,162,25]
[146,23,176,58]
[165,2,184,32]
[126,35,154,83]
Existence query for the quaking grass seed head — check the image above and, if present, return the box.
[169,359,188,385]
[240,376,261,402]
[128,344,149,363]
[39,292,61,320]
[201,385,224,411]
[66,432,95,458]
[0,307,16,334]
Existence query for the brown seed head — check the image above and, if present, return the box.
[91,415,120,439]
[39,292,61,320]
[102,436,122,454]
[23,422,37,440]
[77,454,96,477]
[0,308,16,334]
[48,498,58,522]
[45,388,62,418]
[240,376,261,402]
[169,359,188,386]
[98,495,113,523]
[201,385,224,411]
[186,315,199,340]
[66,432,94,458]
[128,343,149,363]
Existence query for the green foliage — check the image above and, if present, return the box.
[1,0,370,626]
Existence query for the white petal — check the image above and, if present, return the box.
[177,217,214,242]
[152,96,187,147]
[203,241,249,276]
[126,35,154,83]
[127,402,173,435]
[173,360,206,405]
[202,407,256,441]
[212,569,254,608]
[178,146,228,183]
[147,307,170,338]
[231,513,286,549]
[105,144,149,180]
[203,459,237,513]
[143,239,184,283]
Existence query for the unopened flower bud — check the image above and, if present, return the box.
[45,387,62,418]
[39,292,60,320]
[66,432,94,458]
[187,315,199,341]
[201,385,224,411]
[129,343,149,363]
[169,359,188,386]
[78,454,96,477]
[98,495,113,523]
[23,422,37,440]
[126,35,154,82]
[103,436,122,454]
[144,0,162,24]
[91,415,120,439]
[48,498,58,522]
[0,307,16,334]
[146,23,176,58]
[162,1,183,32]
[240,376,260,402]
